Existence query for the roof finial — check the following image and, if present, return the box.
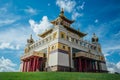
[59,8,64,16]
[92,33,99,42]
[78,28,80,32]
[61,8,64,12]
[93,33,95,36]
[30,34,32,39]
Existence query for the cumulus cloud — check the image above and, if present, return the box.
[29,16,53,35]
[24,6,37,15]
[56,0,76,13]
[0,24,33,50]
[107,61,120,73]
[0,56,17,72]
[56,0,85,20]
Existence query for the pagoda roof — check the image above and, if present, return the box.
[64,25,87,37]
[38,28,53,38]
[38,8,86,38]
[51,8,74,25]
[51,16,74,24]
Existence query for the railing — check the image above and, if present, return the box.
[28,34,54,52]
[75,52,105,61]
[21,51,44,59]
[26,36,98,54]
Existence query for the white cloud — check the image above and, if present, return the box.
[56,0,76,13]
[115,31,120,37]
[48,3,50,6]
[0,19,17,26]
[29,16,53,35]
[24,6,37,15]
[56,0,85,20]
[0,43,20,50]
[77,2,85,10]
[72,11,83,20]
[116,62,120,69]
[0,4,20,27]
[95,19,98,23]
[105,45,120,52]
[0,24,34,50]
[103,45,120,57]
[0,56,17,72]
[0,7,7,13]
[107,61,120,73]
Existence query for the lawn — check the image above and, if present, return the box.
[0,72,120,80]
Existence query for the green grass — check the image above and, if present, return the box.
[0,72,120,80]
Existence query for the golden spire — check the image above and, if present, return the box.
[59,8,64,17]
[61,8,64,13]
[92,33,99,42]
[27,34,34,44]
[30,34,32,40]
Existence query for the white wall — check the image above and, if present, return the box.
[48,52,58,66]
[48,52,69,67]
[101,62,107,71]
[58,52,69,67]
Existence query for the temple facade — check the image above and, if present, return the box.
[20,9,107,72]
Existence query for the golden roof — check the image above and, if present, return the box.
[38,28,53,38]
[64,25,87,37]
[51,8,74,25]
[38,8,86,38]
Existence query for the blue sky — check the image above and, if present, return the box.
[0,0,120,73]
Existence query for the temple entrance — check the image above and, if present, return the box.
[21,51,46,72]
[73,57,102,72]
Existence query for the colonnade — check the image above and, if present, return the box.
[75,58,101,72]
[22,56,43,72]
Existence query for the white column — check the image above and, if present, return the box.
[70,47,74,68]
[46,46,49,70]
[95,61,98,70]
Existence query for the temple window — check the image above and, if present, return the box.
[94,46,96,50]
[53,32,57,39]
[61,34,64,38]
[60,32,66,39]
[76,40,78,44]
[63,46,65,49]
[69,37,71,42]
[80,41,82,46]
[46,38,48,42]
[68,47,70,51]
[52,46,54,50]
[67,36,69,40]
[71,38,74,42]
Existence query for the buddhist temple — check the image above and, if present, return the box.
[20,8,107,72]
